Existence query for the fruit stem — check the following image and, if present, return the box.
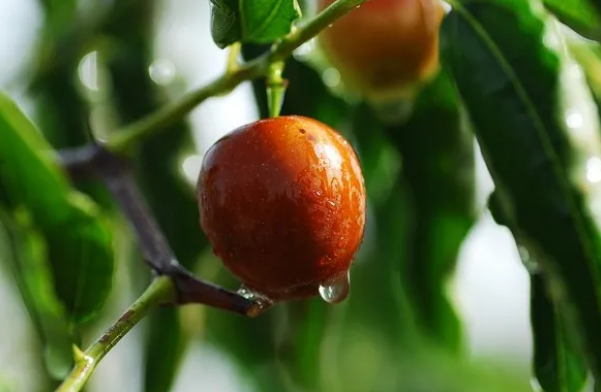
[267,61,287,117]
[106,0,371,154]
[227,42,242,74]
[55,276,176,392]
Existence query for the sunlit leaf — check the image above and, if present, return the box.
[0,91,114,325]
[210,0,301,48]
[543,0,601,41]
[0,212,73,380]
[241,0,301,43]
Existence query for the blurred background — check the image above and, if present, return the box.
[0,0,532,391]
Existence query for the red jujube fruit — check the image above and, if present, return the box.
[317,0,446,102]
[197,115,366,302]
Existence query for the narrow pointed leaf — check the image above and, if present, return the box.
[531,275,588,392]
[441,0,601,378]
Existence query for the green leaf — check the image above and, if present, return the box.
[531,275,589,392]
[241,0,301,43]
[0,212,73,381]
[543,0,601,41]
[0,91,114,325]
[441,0,601,378]
[210,0,301,48]
[385,71,476,353]
[566,34,601,114]
[210,0,242,48]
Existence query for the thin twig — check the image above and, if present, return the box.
[107,0,371,153]
[55,276,175,392]
[58,146,257,314]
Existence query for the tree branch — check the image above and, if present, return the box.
[58,145,259,315]
[55,276,175,392]
[106,0,371,153]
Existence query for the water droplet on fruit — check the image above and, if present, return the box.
[318,271,350,304]
[326,200,337,211]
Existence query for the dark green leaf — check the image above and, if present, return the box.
[543,0,601,41]
[385,71,476,353]
[210,0,242,48]
[531,275,588,392]
[210,0,301,48]
[441,0,601,378]
[0,91,114,325]
[37,0,78,36]
[241,0,301,43]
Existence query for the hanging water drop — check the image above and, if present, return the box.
[318,271,350,304]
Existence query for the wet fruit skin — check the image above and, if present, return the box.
[197,115,366,301]
[317,0,445,101]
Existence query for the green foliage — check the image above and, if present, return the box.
[543,0,601,40]
[386,71,476,353]
[0,213,72,381]
[531,275,589,392]
[210,0,301,48]
[0,92,114,326]
[442,0,601,380]
[8,0,601,391]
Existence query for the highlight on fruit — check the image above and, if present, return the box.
[196,115,367,304]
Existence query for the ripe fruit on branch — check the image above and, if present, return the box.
[197,116,366,303]
[317,0,446,103]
